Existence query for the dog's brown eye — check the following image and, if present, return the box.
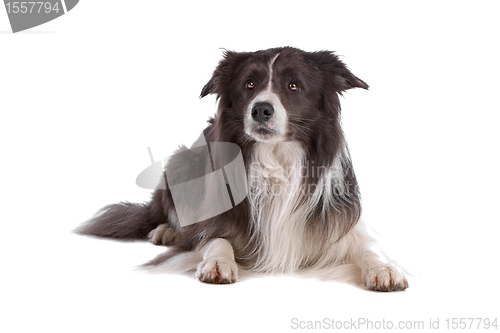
[288,83,300,91]
[246,82,256,89]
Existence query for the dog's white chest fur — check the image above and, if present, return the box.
[248,141,318,272]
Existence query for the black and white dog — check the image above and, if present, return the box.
[78,47,408,291]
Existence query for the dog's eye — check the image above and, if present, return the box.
[288,83,300,91]
[246,82,256,89]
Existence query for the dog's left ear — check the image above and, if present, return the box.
[308,51,369,92]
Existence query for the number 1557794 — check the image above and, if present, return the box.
[5,2,61,14]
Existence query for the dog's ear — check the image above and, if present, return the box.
[308,51,369,93]
[200,50,249,99]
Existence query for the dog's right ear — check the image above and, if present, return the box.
[200,50,249,99]
[200,70,218,98]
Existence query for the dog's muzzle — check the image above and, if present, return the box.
[245,92,286,142]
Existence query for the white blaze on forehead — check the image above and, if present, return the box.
[245,53,288,142]
[268,53,280,88]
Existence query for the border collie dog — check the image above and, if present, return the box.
[78,47,408,291]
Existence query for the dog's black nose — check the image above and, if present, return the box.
[251,102,275,123]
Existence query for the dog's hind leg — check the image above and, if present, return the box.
[148,224,177,245]
[195,238,238,284]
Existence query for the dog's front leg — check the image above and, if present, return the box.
[355,242,409,292]
[195,238,238,284]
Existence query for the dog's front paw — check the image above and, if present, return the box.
[362,263,408,292]
[196,258,238,284]
[148,224,176,245]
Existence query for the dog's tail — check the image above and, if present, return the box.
[75,201,163,240]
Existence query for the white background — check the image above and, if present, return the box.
[1,1,499,332]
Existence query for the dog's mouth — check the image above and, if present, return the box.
[254,127,275,136]
[248,123,283,142]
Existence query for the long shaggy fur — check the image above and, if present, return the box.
[77,47,409,291]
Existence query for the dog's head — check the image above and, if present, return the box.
[201,47,368,144]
